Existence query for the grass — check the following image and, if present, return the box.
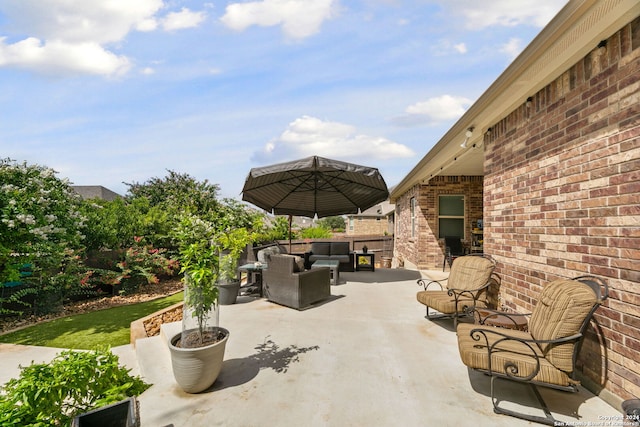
[0,292,183,350]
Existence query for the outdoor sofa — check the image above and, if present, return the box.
[304,241,355,272]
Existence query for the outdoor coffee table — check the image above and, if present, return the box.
[311,259,340,285]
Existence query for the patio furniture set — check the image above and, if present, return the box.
[237,241,378,310]
[416,254,609,426]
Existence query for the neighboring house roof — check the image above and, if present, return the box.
[389,0,639,202]
[349,200,394,218]
[71,185,121,201]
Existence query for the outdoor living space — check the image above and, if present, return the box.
[0,268,620,426]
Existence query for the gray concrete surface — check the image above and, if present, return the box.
[1,268,622,426]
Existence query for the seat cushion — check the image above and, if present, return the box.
[528,279,597,371]
[417,290,484,315]
[308,254,329,263]
[457,323,572,387]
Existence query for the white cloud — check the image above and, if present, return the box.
[500,38,523,60]
[0,37,131,76]
[442,0,565,29]
[453,43,467,54]
[0,0,164,44]
[220,0,338,40]
[0,0,205,76]
[253,115,414,162]
[432,39,468,56]
[392,95,472,127]
[162,8,207,31]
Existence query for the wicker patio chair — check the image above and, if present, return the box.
[263,254,331,310]
[416,254,496,327]
[456,276,608,425]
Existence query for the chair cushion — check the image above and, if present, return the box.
[311,242,331,255]
[448,256,494,291]
[528,279,597,371]
[416,290,483,314]
[457,323,572,387]
[330,242,349,255]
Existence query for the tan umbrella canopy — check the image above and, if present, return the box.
[241,155,389,218]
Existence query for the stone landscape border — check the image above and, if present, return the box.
[130,302,183,347]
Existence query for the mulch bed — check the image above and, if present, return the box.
[0,279,184,335]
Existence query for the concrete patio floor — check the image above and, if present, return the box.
[1,268,622,426]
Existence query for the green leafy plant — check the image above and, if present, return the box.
[0,347,150,427]
[114,238,179,294]
[172,213,253,347]
[180,240,219,345]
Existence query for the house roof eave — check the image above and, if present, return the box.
[389,0,640,203]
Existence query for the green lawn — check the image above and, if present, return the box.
[0,292,183,350]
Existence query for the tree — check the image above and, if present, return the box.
[317,216,346,232]
[124,170,220,217]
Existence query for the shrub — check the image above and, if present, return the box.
[0,347,150,426]
[0,159,86,315]
[298,226,332,239]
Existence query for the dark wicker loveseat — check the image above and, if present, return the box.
[304,242,355,272]
[263,254,331,310]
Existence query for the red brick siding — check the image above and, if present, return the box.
[395,176,483,269]
[485,18,640,400]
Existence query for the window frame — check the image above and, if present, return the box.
[438,194,465,239]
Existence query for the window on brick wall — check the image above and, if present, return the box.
[438,195,464,238]
[410,197,416,238]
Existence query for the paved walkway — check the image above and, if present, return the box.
[1,268,621,426]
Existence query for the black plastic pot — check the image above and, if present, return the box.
[71,397,138,427]
[218,281,240,305]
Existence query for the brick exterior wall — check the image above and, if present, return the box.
[394,176,483,269]
[347,216,393,235]
[484,18,640,403]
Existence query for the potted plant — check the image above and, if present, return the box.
[168,239,229,393]
[167,215,254,393]
[217,228,252,305]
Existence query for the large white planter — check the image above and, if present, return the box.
[168,327,229,393]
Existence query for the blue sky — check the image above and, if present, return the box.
[0,0,567,199]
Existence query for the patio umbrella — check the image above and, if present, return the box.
[241,155,389,249]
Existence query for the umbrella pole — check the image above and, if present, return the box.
[288,215,292,254]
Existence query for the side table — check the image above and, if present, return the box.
[475,308,528,331]
[238,263,267,296]
[355,252,375,272]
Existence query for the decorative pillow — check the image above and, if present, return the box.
[257,245,281,263]
[288,255,304,272]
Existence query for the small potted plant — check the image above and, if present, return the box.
[217,228,252,305]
